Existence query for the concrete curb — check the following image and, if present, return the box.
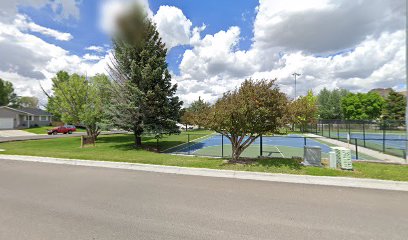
[0,154,407,192]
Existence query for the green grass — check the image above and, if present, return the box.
[0,133,407,181]
[23,126,87,134]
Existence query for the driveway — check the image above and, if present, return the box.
[0,159,407,240]
[0,130,127,143]
[0,130,37,137]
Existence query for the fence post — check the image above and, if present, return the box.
[321,123,324,136]
[328,123,331,138]
[337,123,340,140]
[382,122,386,153]
[362,121,366,147]
[354,138,358,160]
[188,134,190,155]
[221,134,224,158]
[260,135,263,157]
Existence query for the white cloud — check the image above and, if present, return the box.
[13,14,73,41]
[172,0,406,105]
[82,53,104,61]
[0,0,404,108]
[85,45,105,53]
[153,5,192,49]
[253,0,405,54]
[99,1,193,49]
[0,0,81,22]
[0,18,108,105]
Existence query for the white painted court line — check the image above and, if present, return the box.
[274,145,285,158]
[161,133,215,153]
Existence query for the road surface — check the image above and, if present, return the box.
[0,159,407,240]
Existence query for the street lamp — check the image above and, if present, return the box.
[292,72,301,99]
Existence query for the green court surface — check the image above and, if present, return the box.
[193,144,376,160]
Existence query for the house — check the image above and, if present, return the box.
[0,106,53,129]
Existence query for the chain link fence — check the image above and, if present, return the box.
[307,120,407,158]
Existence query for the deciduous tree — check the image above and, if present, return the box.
[341,92,384,120]
[46,71,111,140]
[18,96,39,108]
[181,97,210,129]
[204,79,288,161]
[0,78,18,107]
[288,90,318,131]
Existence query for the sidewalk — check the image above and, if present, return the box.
[0,154,407,192]
[304,133,407,164]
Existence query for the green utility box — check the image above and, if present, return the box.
[331,147,353,170]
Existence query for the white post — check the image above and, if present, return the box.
[27,115,30,128]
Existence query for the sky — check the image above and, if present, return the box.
[0,0,406,107]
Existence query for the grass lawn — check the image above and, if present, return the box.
[23,126,87,134]
[0,133,407,181]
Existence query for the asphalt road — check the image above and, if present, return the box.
[0,159,407,240]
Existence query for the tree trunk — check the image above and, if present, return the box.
[231,145,244,161]
[133,126,143,148]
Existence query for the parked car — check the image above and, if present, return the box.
[47,125,76,135]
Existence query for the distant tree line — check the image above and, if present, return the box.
[317,88,405,121]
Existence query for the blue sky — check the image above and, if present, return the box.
[0,0,405,104]
[17,0,258,74]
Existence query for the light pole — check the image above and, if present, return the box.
[292,72,301,99]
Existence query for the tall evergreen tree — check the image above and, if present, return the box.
[109,5,182,147]
[383,90,406,121]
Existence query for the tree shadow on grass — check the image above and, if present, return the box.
[96,135,158,144]
[98,136,191,153]
[256,158,303,170]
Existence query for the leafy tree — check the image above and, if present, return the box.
[317,88,349,119]
[180,109,194,131]
[0,78,18,107]
[109,5,182,147]
[46,71,111,140]
[181,97,211,129]
[18,96,39,108]
[204,79,288,161]
[341,92,385,120]
[382,90,406,121]
[45,71,70,121]
[288,90,318,131]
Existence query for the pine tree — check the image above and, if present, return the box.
[109,5,182,147]
[383,90,406,121]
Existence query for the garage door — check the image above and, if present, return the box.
[0,118,14,129]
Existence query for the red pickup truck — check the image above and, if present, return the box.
[47,125,76,135]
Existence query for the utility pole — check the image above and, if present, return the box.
[292,72,301,99]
